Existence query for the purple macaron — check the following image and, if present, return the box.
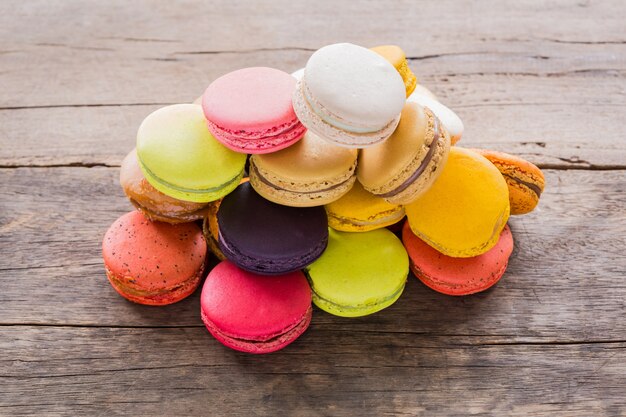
[217,182,328,275]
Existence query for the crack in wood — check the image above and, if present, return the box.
[174,46,316,55]
[0,103,171,111]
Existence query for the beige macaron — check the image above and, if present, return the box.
[249,131,358,207]
[357,102,451,205]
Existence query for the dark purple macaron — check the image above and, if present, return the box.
[217,182,328,275]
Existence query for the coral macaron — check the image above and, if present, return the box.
[200,260,312,354]
[403,222,514,296]
[202,67,306,154]
[249,130,357,207]
[102,211,207,305]
[136,104,246,203]
[293,43,406,148]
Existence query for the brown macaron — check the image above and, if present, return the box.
[120,149,210,223]
[357,102,451,205]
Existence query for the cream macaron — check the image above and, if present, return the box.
[292,43,406,148]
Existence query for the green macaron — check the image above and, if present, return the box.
[136,104,246,203]
[304,228,409,317]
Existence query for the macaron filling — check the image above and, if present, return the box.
[396,59,417,95]
[249,158,355,195]
[327,207,405,229]
[206,116,306,142]
[201,305,312,353]
[503,173,543,198]
[377,117,442,199]
[138,154,244,196]
[105,263,203,304]
[128,197,209,222]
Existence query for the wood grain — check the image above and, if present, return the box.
[2,0,626,415]
[1,326,624,416]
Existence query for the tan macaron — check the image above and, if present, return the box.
[249,131,358,207]
[357,102,451,205]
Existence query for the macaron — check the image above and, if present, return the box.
[370,45,417,97]
[405,147,510,258]
[249,130,358,207]
[412,84,438,100]
[292,43,406,148]
[201,260,312,354]
[102,211,207,305]
[357,102,451,205]
[202,67,306,154]
[304,228,409,317]
[402,222,514,295]
[202,200,224,260]
[217,182,328,275]
[325,180,405,232]
[472,149,546,215]
[120,149,210,223]
[136,104,246,203]
[407,92,464,145]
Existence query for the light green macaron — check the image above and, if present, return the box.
[136,104,246,203]
[304,228,409,317]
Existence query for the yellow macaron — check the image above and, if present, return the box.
[325,181,405,232]
[371,45,417,97]
[405,147,510,257]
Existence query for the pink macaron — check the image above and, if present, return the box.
[202,67,306,154]
[402,222,514,296]
[200,260,312,354]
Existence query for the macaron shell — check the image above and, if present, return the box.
[305,228,409,317]
[217,182,329,274]
[402,222,514,295]
[304,43,406,130]
[370,45,417,97]
[120,149,210,223]
[203,67,300,132]
[405,147,510,258]
[408,93,464,145]
[358,103,451,204]
[471,149,546,215]
[200,260,312,353]
[325,181,405,232]
[249,131,358,207]
[412,84,438,101]
[102,211,207,305]
[136,104,246,202]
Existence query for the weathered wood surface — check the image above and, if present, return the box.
[1,0,626,416]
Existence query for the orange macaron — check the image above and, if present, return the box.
[472,149,545,215]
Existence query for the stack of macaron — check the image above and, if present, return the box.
[102,42,546,354]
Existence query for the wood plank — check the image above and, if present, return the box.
[1,167,625,343]
[1,326,624,416]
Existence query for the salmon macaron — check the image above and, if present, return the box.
[402,222,514,296]
[102,211,207,305]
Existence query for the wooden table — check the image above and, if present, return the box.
[1,1,625,415]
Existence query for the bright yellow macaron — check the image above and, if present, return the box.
[405,147,510,258]
[371,45,417,97]
[325,181,405,232]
